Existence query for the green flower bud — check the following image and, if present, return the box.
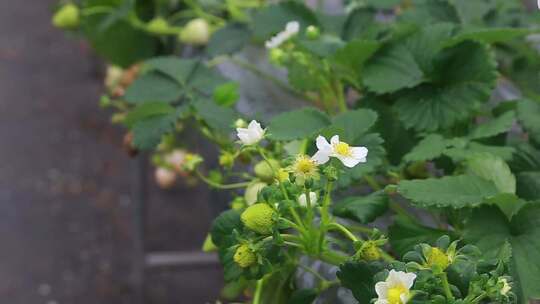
[179,18,210,45]
[305,25,320,39]
[219,151,235,168]
[269,48,287,66]
[233,244,256,268]
[254,159,279,182]
[230,197,247,210]
[234,118,247,128]
[426,247,450,270]
[241,203,275,234]
[244,182,267,205]
[52,3,80,29]
[146,17,172,35]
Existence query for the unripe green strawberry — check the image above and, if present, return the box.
[52,3,80,29]
[305,25,320,39]
[360,242,381,261]
[269,48,287,66]
[233,244,256,268]
[146,17,172,35]
[241,204,275,234]
[426,247,450,270]
[254,159,279,182]
[179,18,210,45]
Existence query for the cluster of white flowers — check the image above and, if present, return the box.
[375,270,417,304]
[265,21,300,49]
[236,120,369,168]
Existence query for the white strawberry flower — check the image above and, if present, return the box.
[375,270,417,304]
[265,21,300,49]
[297,191,317,207]
[237,120,265,145]
[312,135,368,168]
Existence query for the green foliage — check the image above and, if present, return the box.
[207,23,251,57]
[268,108,331,141]
[389,217,450,258]
[337,261,381,302]
[466,153,516,194]
[332,191,388,224]
[517,99,540,146]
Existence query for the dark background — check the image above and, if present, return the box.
[0,1,223,303]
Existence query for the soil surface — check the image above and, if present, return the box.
[0,1,223,303]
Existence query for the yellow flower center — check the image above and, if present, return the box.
[388,285,409,304]
[427,247,450,270]
[334,142,351,156]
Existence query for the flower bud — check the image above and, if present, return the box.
[241,203,275,234]
[155,167,177,189]
[179,18,210,45]
[219,151,235,168]
[244,182,267,205]
[269,48,287,66]
[426,247,450,270]
[146,17,172,35]
[305,25,320,39]
[52,3,80,29]
[234,118,247,129]
[233,244,256,268]
[254,159,279,182]
[230,197,247,210]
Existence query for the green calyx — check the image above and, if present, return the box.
[426,247,450,271]
[359,242,381,261]
[233,244,256,268]
[241,203,275,234]
[52,3,80,29]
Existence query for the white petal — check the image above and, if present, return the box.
[375,300,389,304]
[401,293,411,303]
[386,270,401,287]
[312,150,330,165]
[248,120,262,132]
[330,135,340,145]
[375,282,388,298]
[298,193,307,206]
[351,146,368,162]
[309,192,317,204]
[399,272,417,289]
[286,21,300,34]
[316,135,332,154]
[336,154,362,168]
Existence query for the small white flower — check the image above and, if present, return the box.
[499,278,511,296]
[265,21,300,49]
[297,192,317,207]
[375,270,416,304]
[237,120,265,145]
[312,135,368,168]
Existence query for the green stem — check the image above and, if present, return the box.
[319,250,348,265]
[334,80,347,113]
[327,222,359,242]
[195,170,251,189]
[380,251,396,263]
[253,278,264,304]
[317,181,334,254]
[440,273,454,301]
[346,224,375,235]
[81,6,114,16]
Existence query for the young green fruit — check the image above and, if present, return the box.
[360,242,381,261]
[52,3,80,29]
[233,244,256,268]
[146,17,172,35]
[426,247,450,270]
[241,203,275,234]
[305,25,320,39]
[179,18,210,45]
[254,159,279,182]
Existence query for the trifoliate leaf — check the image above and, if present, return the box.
[268,108,331,141]
[395,41,497,132]
[389,217,450,258]
[467,110,516,140]
[193,99,238,134]
[397,175,499,208]
[466,153,516,194]
[404,134,451,162]
[333,191,388,224]
[464,205,540,304]
[124,72,183,104]
[207,23,251,57]
[517,99,540,146]
[144,57,198,84]
[124,102,175,128]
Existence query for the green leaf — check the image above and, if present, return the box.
[510,144,540,173]
[251,2,319,40]
[131,111,177,150]
[341,8,378,40]
[331,109,378,143]
[144,57,198,85]
[297,36,345,58]
[337,261,381,303]
[333,191,389,224]
[207,23,251,57]
[213,82,240,107]
[268,108,331,141]
[363,43,424,94]
[193,99,238,134]
[517,99,540,146]
[397,175,499,208]
[81,1,158,67]
[516,172,540,200]
[464,205,540,303]
[450,0,492,25]
[399,0,459,26]
[395,41,497,132]
[444,28,532,48]
[337,133,386,187]
[404,134,451,162]
[467,110,516,140]
[389,217,449,258]
[124,102,175,128]
[484,193,529,220]
[466,153,516,194]
[211,209,242,247]
[124,72,183,104]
